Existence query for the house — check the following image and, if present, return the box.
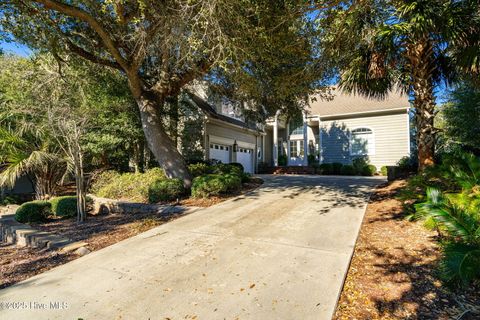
[187,93,262,174]
[262,88,411,171]
[185,87,411,173]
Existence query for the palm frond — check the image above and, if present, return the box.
[440,242,480,287]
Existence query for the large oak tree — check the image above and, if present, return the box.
[1,0,316,187]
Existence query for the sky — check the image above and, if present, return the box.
[0,40,32,56]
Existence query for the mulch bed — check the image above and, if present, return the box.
[0,179,263,289]
[334,180,480,320]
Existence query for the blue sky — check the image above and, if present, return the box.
[0,40,32,56]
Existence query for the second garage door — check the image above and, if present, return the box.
[237,148,253,173]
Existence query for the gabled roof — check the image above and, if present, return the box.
[186,92,259,131]
[308,88,410,117]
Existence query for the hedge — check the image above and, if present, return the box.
[191,173,242,198]
[332,162,343,175]
[15,201,51,223]
[188,163,213,178]
[148,179,185,203]
[361,164,377,176]
[50,196,78,218]
[91,168,166,202]
[340,164,356,175]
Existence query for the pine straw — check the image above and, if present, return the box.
[334,180,480,320]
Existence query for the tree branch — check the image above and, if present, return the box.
[66,40,122,70]
[32,0,130,71]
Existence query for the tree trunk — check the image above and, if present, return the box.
[135,94,192,188]
[408,38,436,171]
[167,95,180,148]
[72,139,87,222]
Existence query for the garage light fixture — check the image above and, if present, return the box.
[233,140,238,152]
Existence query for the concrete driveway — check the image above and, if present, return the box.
[0,175,384,320]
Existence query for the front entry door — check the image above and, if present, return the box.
[288,140,304,166]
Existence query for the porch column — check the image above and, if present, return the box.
[273,110,280,166]
[303,111,309,166]
[318,117,323,163]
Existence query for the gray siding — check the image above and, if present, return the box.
[206,122,256,145]
[321,111,409,169]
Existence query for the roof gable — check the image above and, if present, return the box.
[308,88,410,117]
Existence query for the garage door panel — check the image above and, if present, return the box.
[210,144,230,164]
[237,148,253,173]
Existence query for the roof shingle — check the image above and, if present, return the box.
[308,88,410,117]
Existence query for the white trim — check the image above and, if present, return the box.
[318,107,408,119]
[209,135,256,149]
[349,126,376,156]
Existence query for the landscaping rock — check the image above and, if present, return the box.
[60,241,89,253]
[89,195,181,215]
[74,247,91,256]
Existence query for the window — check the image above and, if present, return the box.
[289,140,304,158]
[350,127,375,156]
[289,117,304,135]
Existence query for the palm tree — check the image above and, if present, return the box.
[319,0,480,170]
[0,122,67,200]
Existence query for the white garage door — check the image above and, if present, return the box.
[237,148,254,173]
[209,143,230,164]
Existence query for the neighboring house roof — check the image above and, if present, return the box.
[187,92,259,132]
[308,88,410,117]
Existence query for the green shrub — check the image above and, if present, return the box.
[340,165,356,175]
[332,162,343,175]
[415,188,480,286]
[307,154,317,166]
[380,166,388,176]
[188,163,212,178]
[90,170,121,194]
[15,201,51,223]
[361,164,377,176]
[91,168,166,202]
[229,162,244,172]
[397,155,418,172]
[352,157,369,175]
[278,154,287,166]
[212,163,243,176]
[191,173,241,198]
[0,195,19,205]
[241,172,251,183]
[148,179,184,203]
[50,196,77,218]
[319,163,333,175]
